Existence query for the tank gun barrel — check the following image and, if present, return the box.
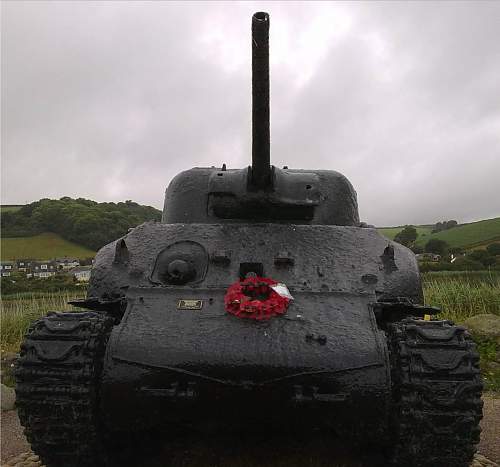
[251,12,271,188]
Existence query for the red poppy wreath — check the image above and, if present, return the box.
[224,276,291,320]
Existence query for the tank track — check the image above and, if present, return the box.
[387,318,483,467]
[15,311,114,467]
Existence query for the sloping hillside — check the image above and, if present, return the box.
[414,217,500,249]
[1,232,96,261]
[378,217,500,249]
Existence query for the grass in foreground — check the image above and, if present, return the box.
[1,232,95,260]
[422,271,500,391]
[423,271,500,322]
[1,291,86,353]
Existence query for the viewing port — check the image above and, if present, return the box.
[239,262,264,279]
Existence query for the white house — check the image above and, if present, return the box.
[71,266,92,282]
[56,257,80,270]
[0,261,15,277]
[16,259,34,272]
[415,253,441,262]
[31,261,57,278]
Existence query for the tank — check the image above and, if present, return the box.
[16,12,482,467]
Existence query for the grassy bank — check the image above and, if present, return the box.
[377,217,500,250]
[415,217,500,249]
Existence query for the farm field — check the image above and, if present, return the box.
[415,217,500,249]
[378,217,500,250]
[1,232,95,261]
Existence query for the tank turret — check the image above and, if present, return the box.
[163,11,359,226]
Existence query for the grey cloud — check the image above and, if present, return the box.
[2,1,499,226]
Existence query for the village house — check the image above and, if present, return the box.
[415,253,441,262]
[0,261,15,277]
[55,257,80,270]
[16,259,34,272]
[70,266,92,282]
[29,260,58,278]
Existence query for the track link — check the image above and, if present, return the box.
[388,318,483,467]
[15,311,114,467]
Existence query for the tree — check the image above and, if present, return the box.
[432,222,443,234]
[411,244,424,254]
[451,257,483,271]
[445,220,458,230]
[1,197,162,250]
[468,250,495,268]
[425,239,449,256]
[486,243,500,256]
[394,226,418,247]
[432,219,458,233]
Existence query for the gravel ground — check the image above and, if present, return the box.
[0,411,25,461]
[481,396,500,463]
[2,395,499,466]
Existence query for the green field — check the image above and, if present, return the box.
[378,217,500,250]
[1,232,96,260]
[0,204,23,213]
[414,217,500,249]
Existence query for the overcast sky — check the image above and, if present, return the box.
[2,1,499,226]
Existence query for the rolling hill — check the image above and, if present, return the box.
[378,217,500,250]
[1,232,96,261]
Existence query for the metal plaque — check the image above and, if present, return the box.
[177,299,203,310]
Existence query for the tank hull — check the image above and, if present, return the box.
[100,287,390,437]
[90,222,419,437]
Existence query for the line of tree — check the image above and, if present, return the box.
[432,219,458,233]
[1,197,162,251]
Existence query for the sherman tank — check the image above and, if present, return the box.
[16,12,482,467]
